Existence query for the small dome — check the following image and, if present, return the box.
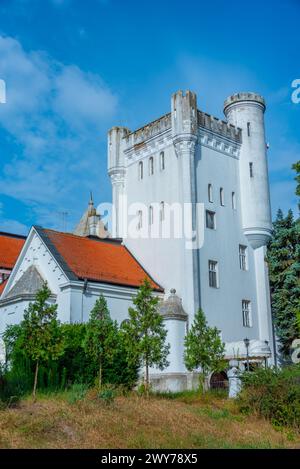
[159,289,188,321]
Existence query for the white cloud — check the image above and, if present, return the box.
[0,35,117,230]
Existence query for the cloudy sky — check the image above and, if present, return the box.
[0,0,299,235]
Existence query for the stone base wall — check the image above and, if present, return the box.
[149,372,204,393]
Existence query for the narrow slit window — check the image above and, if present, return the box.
[232,192,236,209]
[208,184,213,203]
[220,187,224,206]
[160,201,165,221]
[247,122,251,137]
[138,161,143,180]
[249,162,253,177]
[149,206,154,225]
[149,157,154,176]
[160,151,165,171]
[137,210,143,230]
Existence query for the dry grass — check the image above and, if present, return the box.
[0,391,299,449]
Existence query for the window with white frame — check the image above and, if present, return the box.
[160,151,165,171]
[232,191,236,209]
[149,157,154,175]
[208,184,213,203]
[208,260,218,288]
[149,205,154,225]
[138,161,143,180]
[206,210,216,229]
[239,245,248,270]
[220,188,224,206]
[137,210,143,230]
[242,300,252,327]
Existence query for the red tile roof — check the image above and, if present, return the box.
[39,228,163,292]
[0,232,26,270]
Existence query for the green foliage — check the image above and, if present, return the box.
[121,279,170,391]
[2,298,138,401]
[83,295,119,390]
[184,309,225,392]
[20,283,64,364]
[4,283,65,398]
[66,383,89,404]
[292,160,300,200]
[267,209,300,360]
[98,384,116,405]
[238,365,300,429]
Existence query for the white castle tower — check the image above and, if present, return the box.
[108,90,274,390]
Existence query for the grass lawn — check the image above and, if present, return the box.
[0,389,299,449]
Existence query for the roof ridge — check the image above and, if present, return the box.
[35,227,122,245]
[0,231,27,239]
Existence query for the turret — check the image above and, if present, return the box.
[108,126,130,238]
[171,90,198,138]
[224,92,272,249]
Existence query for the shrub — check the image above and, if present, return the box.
[238,365,300,429]
[98,384,116,405]
[66,383,89,404]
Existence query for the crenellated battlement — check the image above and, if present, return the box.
[125,113,172,145]
[197,110,242,143]
[123,108,242,147]
[224,92,265,113]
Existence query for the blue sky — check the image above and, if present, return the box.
[0,0,299,235]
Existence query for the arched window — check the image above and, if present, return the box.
[160,151,165,171]
[149,157,154,175]
[138,161,143,180]
[232,191,236,209]
[220,188,224,206]
[208,184,213,203]
[149,205,154,225]
[160,201,165,221]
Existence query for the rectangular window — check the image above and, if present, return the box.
[206,210,216,229]
[209,260,218,288]
[242,300,252,327]
[239,245,248,270]
[249,162,253,177]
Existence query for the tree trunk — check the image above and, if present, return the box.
[99,356,102,392]
[33,360,39,401]
[145,360,149,397]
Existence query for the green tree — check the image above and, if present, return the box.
[292,160,300,200]
[267,209,300,360]
[18,283,64,399]
[83,295,118,391]
[121,279,170,395]
[184,309,225,393]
